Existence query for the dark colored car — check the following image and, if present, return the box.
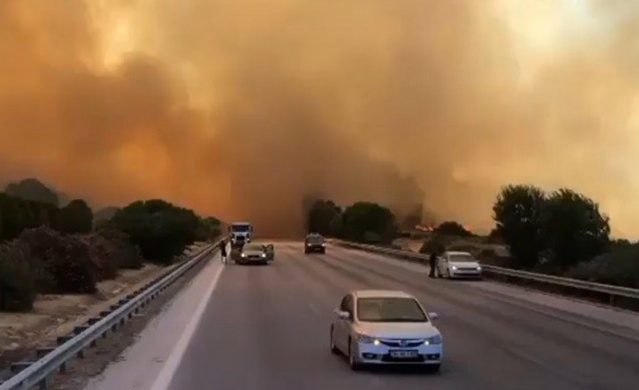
[305,234,326,254]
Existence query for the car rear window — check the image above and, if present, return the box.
[449,254,476,263]
[307,236,324,244]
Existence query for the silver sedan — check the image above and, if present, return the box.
[330,289,443,372]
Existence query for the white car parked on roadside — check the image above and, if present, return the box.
[330,290,443,372]
[435,251,483,279]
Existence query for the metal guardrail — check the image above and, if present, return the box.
[0,237,225,390]
[331,239,639,302]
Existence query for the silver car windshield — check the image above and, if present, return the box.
[243,244,264,251]
[356,297,428,323]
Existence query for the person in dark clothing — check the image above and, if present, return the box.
[219,239,228,264]
[428,251,438,278]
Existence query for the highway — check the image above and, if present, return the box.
[85,241,639,390]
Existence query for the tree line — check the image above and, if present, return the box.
[305,184,638,288]
[0,178,221,312]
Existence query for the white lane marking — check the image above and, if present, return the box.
[149,261,225,390]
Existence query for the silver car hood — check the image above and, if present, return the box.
[354,322,440,339]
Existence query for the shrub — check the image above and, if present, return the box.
[17,226,98,294]
[362,231,381,244]
[78,234,119,281]
[96,224,144,270]
[111,200,200,265]
[567,246,639,288]
[0,241,39,312]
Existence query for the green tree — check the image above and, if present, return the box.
[111,199,200,264]
[5,178,59,206]
[0,193,59,241]
[434,221,472,237]
[492,185,546,269]
[307,200,342,236]
[194,216,222,241]
[541,189,610,269]
[342,201,397,244]
[56,199,93,234]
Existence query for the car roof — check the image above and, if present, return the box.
[351,290,415,299]
[444,251,473,256]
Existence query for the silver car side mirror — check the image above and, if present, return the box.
[428,312,439,320]
[334,309,350,320]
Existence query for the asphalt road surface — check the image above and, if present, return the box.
[87,241,639,390]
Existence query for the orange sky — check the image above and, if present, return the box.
[1,0,638,237]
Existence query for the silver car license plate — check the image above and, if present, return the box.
[390,350,418,358]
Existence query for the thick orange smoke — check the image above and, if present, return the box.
[1,0,638,237]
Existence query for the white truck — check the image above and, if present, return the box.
[228,221,253,248]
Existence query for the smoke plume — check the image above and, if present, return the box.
[1,0,638,237]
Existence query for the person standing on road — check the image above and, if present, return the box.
[428,251,438,278]
[219,239,228,264]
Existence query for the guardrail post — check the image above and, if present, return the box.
[57,336,72,345]
[10,362,33,374]
[87,317,100,326]
[74,325,89,335]
[36,347,55,358]
[38,375,49,389]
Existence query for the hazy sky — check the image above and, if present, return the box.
[1,0,638,237]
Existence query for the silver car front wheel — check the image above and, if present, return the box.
[348,339,362,371]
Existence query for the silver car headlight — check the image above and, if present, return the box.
[261,253,266,258]
[424,335,442,345]
[356,334,380,345]
[451,265,458,270]
[477,265,482,271]
[241,253,247,257]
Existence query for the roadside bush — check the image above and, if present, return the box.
[96,224,144,270]
[111,199,201,265]
[78,234,119,281]
[362,231,381,244]
[567,246,639,288]
[0,241,38,312]
[17,226,98,294]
